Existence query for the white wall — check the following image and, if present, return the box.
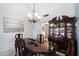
[0,3,33,55]
[32,3,75,38]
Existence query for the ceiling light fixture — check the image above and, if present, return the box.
[27,3,41,23]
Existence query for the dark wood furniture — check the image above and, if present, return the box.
[48,15,77,56]
[15,34,23,39]
[24,38,49,55]
[15,34,27,56]
[37,34,44,44]
[66,39,75,56]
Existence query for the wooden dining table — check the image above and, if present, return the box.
[24,38,49,55]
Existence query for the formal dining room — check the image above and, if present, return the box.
[0,3,79,56]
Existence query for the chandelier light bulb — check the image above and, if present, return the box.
[34,12,38,17]
[37,16,41,19]
[28,13,32,18]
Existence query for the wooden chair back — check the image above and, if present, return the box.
[37,34,44,44]
[15,34,26,56]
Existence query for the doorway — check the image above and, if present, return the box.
[42,22,49,40]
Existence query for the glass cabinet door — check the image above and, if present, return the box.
[60,28,64,37]
[54,28,59,37]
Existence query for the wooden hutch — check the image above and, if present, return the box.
[48,15,77,56]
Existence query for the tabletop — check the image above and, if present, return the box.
[24,38,49,54]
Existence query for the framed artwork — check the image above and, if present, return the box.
[3,16,24,33]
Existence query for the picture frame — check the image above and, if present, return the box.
[3,16,24,33]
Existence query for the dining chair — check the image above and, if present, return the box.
[15,34,36,56]
[15,34,27,56]
[15,33,23,39]
[37,34,44,44]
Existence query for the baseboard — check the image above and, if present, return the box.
[0,48,15,56]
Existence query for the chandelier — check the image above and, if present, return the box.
[27,3,41,23]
